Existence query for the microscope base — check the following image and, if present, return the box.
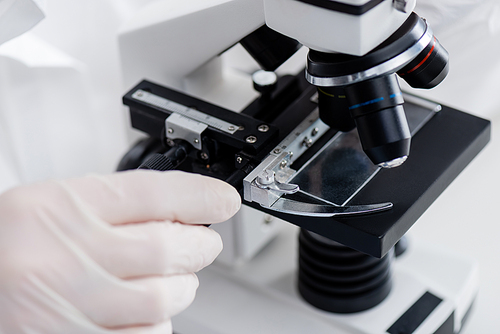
[173,225,478,334]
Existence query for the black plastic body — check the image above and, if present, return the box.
[123,81,279,155]
[240,25,302,72]
[297,0,383,15]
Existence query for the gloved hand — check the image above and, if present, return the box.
[0,170,241,333]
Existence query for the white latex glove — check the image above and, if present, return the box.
[0,170,241,333]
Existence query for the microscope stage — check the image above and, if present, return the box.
[248,102,490,257]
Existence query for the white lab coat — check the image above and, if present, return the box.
[0,0,498,193]
[0,0,156,192]
[409,0,500,118]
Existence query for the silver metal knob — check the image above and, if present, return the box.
[393,0,408,13]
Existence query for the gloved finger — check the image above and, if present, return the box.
[5,181,223,279]
[15,205,201,329]
[12,276,174,334]
[98,221,223,278]
[79,274,199,328]
[55,180,223,277]
[62,170,241,225]
[112,321,172,334]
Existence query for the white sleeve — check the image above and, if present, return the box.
[0,33,128,190]
[0,0,45,45]
[404,0,500,118]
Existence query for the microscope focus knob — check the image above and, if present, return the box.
[138,153,176,171]
[137,141,190,171]
[252,70,278,95]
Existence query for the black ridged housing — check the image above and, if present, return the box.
[298,229,393,313]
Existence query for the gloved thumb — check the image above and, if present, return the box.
[61,170,242,225]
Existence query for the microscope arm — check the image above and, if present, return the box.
[119,0,417,92]
[119,0,265,91]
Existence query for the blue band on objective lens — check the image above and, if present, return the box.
[349,97,384,110]
[349,93,402,110]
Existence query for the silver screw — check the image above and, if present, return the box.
[200,152,209,160]
[302,137,313,148]
[257,169,275,185]
[167,128,174,134]
[311,127,319,137]
[246,136,257,144]
[193,138,200,144]
[166,139,175,147]
[238,125,245,131]
[236,156,243,164]
[136,91,144,97]
[273,148,281,154]
[228,125,236,131]
[258,124,270,132]
[280,160,288,169]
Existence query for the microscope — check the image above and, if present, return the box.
[117,1,490,333]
